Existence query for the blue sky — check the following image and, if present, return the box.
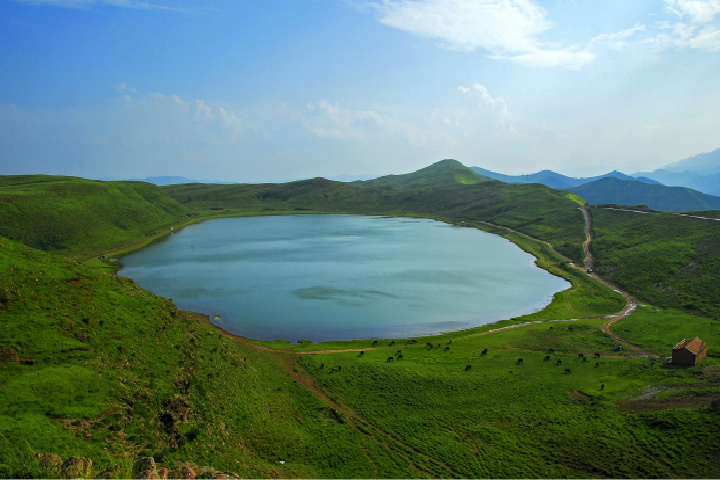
[1,0,719,182]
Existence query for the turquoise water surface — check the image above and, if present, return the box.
[119,215,569,342]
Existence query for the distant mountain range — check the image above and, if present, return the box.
[469,167,660,190]
[634,148,720,197]
[469,147,720,212]
[122,148,720,212]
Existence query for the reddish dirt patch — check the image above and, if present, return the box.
[567,390,590,399]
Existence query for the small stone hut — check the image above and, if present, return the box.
[672,337,708,366]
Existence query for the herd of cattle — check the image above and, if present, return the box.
[320,339,604,375]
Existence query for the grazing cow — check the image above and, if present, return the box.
[465,365,472,371]
[578,353,584,358]
[338,366,342,371]
[437,343,441,348]
[448,339,453,344]
[426,342,433,348]
[614,345,622,351]
[556,359,562,365]
[397,354,403,360]
[408,339,417,344]
[516,358,524,364]
[320,363,324,369]
[389,340,395,346]
[444,347,450,351]
[543,355,551,361]
[359,351,364,356]
[387,357,394,362]
[601,383,605,391]
[568,326,573,331]
[583,357,588,363]
[549,326,553,330]
[548,348,554,353]
[372,340,378,346]
[481,348,488,356]
[594,352,600,358]
[564,368,571,374]
[595,362,599,367]
[397,349,402,354]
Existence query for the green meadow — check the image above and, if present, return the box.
[1,164,719,478]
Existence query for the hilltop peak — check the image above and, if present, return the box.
[358,159,488,188]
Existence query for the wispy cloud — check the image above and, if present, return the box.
[649,0,720,50]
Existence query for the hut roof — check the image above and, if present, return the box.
[673,337,707,355]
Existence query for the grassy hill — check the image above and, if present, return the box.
[2,165,720,478]
[570,177,720,212]
[2,233,719,478]
[589,206,720,318]
[357,159,488,188]
[0,175,191,258]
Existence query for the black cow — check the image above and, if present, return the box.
[543,355,551,361]
[594,352,601,358]
[516,358,524,364]
[444,347,450,351]
[556,359,562,365]
[564,368,571,374]
[481,348,488,356]
[465,365,472,371]
[386,357,394,362]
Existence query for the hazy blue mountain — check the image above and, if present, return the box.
[635,148,720,196]
[470,167,660,189]
[569,177,720,212]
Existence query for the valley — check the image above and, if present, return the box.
[1,161,719,478]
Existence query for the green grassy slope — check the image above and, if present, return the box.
[2,236,719,478]
[356,159,489,188]
[0,236,377,478]
[590,207,720,318]
[0,175,190,257]
[2,166,720,478]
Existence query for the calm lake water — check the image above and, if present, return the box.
[119,215,569,342]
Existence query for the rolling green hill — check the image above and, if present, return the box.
[356,159,489,188]
[2,163,720,478]
[0,175,191,257]
[589,206,720,318]
[569,177,720,212]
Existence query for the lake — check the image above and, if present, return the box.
[118,215,569,342]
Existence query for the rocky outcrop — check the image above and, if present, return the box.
[61,456,93,478]
[35,453,238,479]
[0,348,19,363]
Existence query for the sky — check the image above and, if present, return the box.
[1,0,719,182]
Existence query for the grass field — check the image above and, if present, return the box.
[2,167,720,478]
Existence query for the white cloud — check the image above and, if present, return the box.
[369,0,596,68]
[649,0,720,50]
[456,83,516,135]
